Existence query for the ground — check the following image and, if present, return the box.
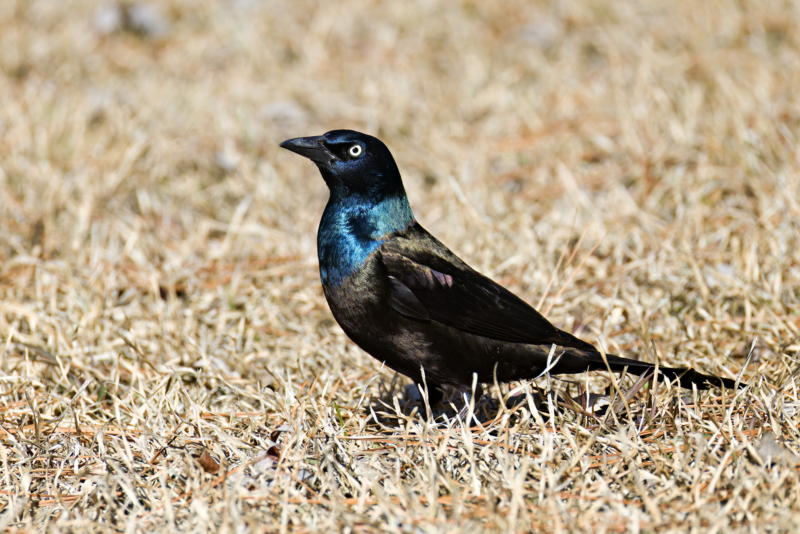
[1,0,799,532]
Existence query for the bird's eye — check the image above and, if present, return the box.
[348,145,363,158]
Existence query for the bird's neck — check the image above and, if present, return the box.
[317,193,415,286]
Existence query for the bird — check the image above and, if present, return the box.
[280,129,737,407]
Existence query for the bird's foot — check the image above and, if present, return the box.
[450,385,485,427]
[405,382,445,420]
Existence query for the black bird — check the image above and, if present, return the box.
[280,130,737,405]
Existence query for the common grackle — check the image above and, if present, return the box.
[280,130,737,405]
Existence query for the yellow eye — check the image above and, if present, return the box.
[349,145,363,157]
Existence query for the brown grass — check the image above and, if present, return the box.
[1,0,800,531]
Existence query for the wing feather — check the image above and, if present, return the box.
[380,230,596,352]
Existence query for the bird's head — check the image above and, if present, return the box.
[280,130,406,202]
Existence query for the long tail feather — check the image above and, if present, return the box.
[585,352,738,390]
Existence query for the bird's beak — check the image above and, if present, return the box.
[279,136,337,167]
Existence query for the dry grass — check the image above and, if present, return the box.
[1,0,800,531]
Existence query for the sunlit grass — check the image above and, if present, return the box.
[1,0,799,531]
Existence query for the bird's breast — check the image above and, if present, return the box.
[317,196,414,287]
[320,254,392,341]
[317,226,382,287]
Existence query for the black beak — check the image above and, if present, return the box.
[279,136,337,167]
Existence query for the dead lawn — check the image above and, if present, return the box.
[1,0,799,532]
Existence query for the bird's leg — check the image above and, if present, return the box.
[455,382,484,426]
[423,384,445,406]
[414,381,444,420]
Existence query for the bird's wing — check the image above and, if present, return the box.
[380,230,597,352]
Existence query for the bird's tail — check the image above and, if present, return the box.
[583,352,738,390]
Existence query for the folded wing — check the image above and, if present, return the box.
[380,236,596,352]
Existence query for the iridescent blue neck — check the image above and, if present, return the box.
[317,193,414,286]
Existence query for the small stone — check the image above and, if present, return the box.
[125,3,171,38]
[93,3,171,39]
[94,4,123,35]
[198,450,220,474]
[753,431,799,466]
